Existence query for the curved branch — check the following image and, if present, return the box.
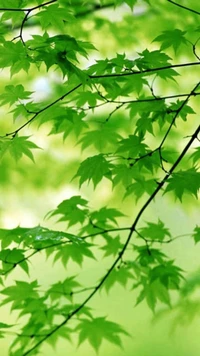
[90,61,200,79]
[0,226,130,276]
[0,0,57,12]
[76,2,114,17]
[3,62,200,138]
[167,0,200,16]
[4,83,82,138]
[159,82,200,148]
[22,124,200,355]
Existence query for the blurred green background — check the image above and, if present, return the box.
[0,1,200,355]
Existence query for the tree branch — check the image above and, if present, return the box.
[90,61,200,79]
[22,124,200,355]
[0,0,57,12]
[159,82,200,148]
[167,0,200,16]
[2,62,200,138]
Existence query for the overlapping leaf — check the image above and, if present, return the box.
[76,317,129,351]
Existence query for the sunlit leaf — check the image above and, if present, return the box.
[76,317,129,351]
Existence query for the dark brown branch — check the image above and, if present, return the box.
[0,0,57,12]
[90,61,200,79]
[76,2,114,17]
[2,62,200,138]
[5,83,83,138]
[159,82,200,148]
[0,226,130,276]
[167,0,200,16]
[22,124,200,355]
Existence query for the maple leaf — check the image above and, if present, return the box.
[164,168,200,201]
[36,4,75,31]
[139,219,171,241]
[190,147,200,164]
[74,154,113,187]
[0,85,32,106]
[54,241,95,267]
[48,195,89,227]
[90,207,125,228]
[8,136,40,162]
[153,29,188,53]
[78,126,121,152]
[103,266,134,292]
[125,178,157,200]
[0,41,30,75]
[48,276,81,302]
[136,280,171,311]
[193,226,200,244]
[116,135,147,157]
[101,235,123,257]
[112,164,136,188]
[168,100,195,121]
[0,248,29,275]
[76,317,129,351]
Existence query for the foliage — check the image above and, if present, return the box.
[0,0,199,355]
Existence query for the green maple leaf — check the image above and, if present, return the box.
[164,168,200,201]
[180,270,200,297]
[168,100,195,121]
[112,164,135,188]
[51,111,88,139]
[36,4,74,31]
[115,0,137,9]
[89,207,124,228]
[116,135,147,157]
[76,317,129,351]
[0,41,30,74]
[48,276,81,302]
[22,226,82,250]
[76,90,100,107]
[193,226,200,244]
[139,219,171,241]
[48,195,89,227]
[78,126,121,152]
[8,136,40,162]
[0,0,24,7]
[103,266,134,292]
[136,151,161,173]
[0,226,30,249]
[101,235,123,257]
[10,103,31,122]
[149,261,184,289]
[136,280,171,311]
[135,246,167,266]
[39,106,88,139]
[153,29,188,53]
[0,85,32,106]
[1,280,39,307]
[54,241,95,267]
[1,9,25,27]
[87,59,110,75]
[0,248,29,275]
[0,139,12,160]
[125,178,157,200]
[134,49,172,70]
[74,154,112,187]
[135,114,154,136]
[190,147,200,164]
[122,74,148,94]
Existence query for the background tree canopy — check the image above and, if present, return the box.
[0,0,200,355]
